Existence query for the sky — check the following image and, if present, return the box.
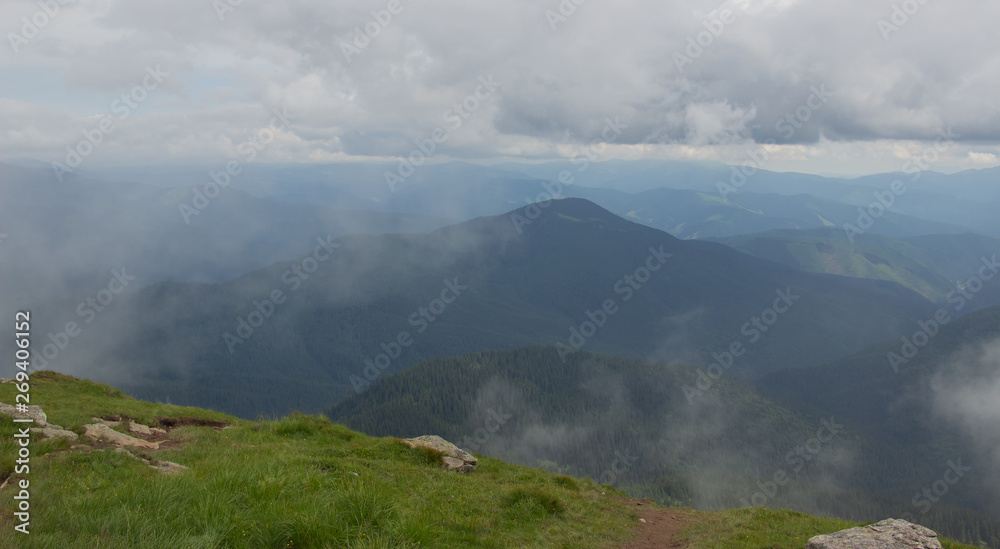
[2,0,1000,176]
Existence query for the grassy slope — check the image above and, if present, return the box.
[715,229,954,300]
[716,229,1000,306]
[0,372,977,548]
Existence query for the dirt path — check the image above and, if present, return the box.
[619,499,697,549]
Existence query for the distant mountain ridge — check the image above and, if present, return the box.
[20,197,940,419]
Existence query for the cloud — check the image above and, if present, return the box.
[2,0,1000,171]
[968,152,999,166]
[930,337,1000,510]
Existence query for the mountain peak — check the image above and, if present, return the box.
[505,196,666,237]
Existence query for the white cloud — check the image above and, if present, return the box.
[2,0,999,172]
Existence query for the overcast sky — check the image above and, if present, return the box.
[2,0,999,175]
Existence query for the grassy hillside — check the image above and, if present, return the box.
[715,229,1000,308]
[0,372,982,548]
[1,371,640,548]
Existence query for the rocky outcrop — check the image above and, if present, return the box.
[401,435,478,472]
[83,423,160,449]
[1,403,80,440]
[806,519,942,549]
[0,403,48,425]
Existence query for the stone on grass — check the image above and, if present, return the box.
[111,447,187,475]
[128,423,167,437]
[83,423,159,449]
[401,435,478,472]
[31,426,78,441]
[0,403,48,425]
[806,518,942,549]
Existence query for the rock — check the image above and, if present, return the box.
[128,423,154,436]
[0,403,48,425]
[401,435,478,472]
[806,518,942,549]
[31,426,78,441]
[92,417,121,428]
[146,461,189,475]
[150,460,189,475]
[82,423,159,450]
[440,456,476,473]
[113,447,143,460]
[110,448,187,474]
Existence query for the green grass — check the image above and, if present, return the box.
[1,372,638,548]
[676,508,979,549]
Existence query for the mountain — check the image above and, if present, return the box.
[75,160,976,239]
[715,229,1000,306]
[24,197,939,419]
[755,305,1000,522]
[0,163,451,301]
[498,160,1000,237]
[569,187,964,240]
[327,346,847,506]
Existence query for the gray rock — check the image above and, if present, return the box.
[0,403,48,426]
[127,423,153,436]
[401,435,478,472]
[31,426,78,440]
[806,519,942,549]
[150,460,189,475]
[82,423,159,449]
[110,448,187,474]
